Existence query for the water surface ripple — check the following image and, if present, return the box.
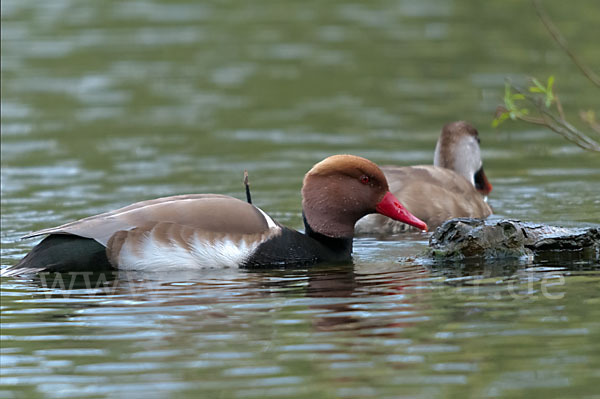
[2,0,600,398]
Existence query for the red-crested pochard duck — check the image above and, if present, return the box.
[355,121,493,234]
[4,155,427,275]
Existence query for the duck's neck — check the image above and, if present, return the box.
[303,213,353,257]
[434,136,479,186]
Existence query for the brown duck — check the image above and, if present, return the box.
[355,121,493,234]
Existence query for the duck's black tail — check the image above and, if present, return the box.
[1,235,113,276]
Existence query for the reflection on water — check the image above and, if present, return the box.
[1,0,600,397]
[2,264,599,398]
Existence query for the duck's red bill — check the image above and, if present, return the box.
[375,192,428,231]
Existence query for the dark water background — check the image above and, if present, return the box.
[1,0,599,398]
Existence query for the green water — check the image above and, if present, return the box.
[1,0,599,398]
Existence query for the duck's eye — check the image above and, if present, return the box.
[360,175,370,184]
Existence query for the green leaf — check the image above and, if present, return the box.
[547,75,555,90]
[492,112,510,127]
[531,78,546,92]
[542,75,556,108]
[503,83,513,109]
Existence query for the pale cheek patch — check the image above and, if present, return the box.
[116,231,263,271]
[453,136,481,185]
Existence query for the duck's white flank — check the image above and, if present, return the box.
[115,206,280,270]
[116,235,257,271]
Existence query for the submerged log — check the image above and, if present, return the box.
[428,218,600,260]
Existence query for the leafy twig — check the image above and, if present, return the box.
[493,78,600,152]
[492,1,600,152]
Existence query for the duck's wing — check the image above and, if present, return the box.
[383,166,491,227]
[382,165,476,195]
[22,194,279,246]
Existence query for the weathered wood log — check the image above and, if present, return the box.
[428,218,600,260]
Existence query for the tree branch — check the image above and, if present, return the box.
[532,0,600,88]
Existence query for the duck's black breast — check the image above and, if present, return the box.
[241,226,353,269]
